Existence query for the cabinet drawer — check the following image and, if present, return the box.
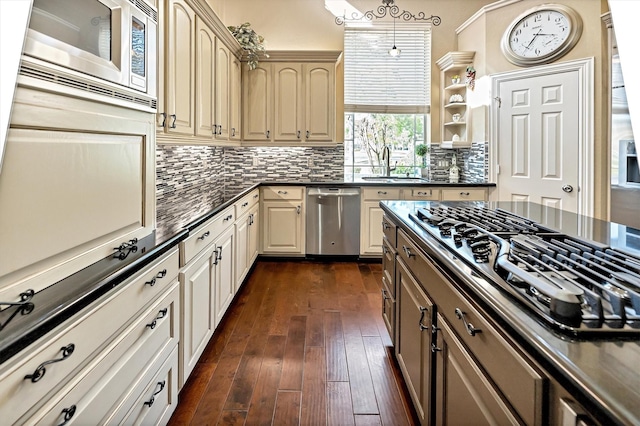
[406,188,440,200]
[363,187,401,200]
[441,188,487,201]
[180,205,235,265]
[382,215,397,248]
[27,283,179,425]
[397,229,545,425]
[262,186,304,200]
[0,248,179,425]
[235,189,260,217]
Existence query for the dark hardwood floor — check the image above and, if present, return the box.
[168,260,417,426]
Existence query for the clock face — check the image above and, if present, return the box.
[501,5,582,66]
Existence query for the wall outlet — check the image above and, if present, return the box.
[252,156,259,167]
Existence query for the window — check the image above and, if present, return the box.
[343,23,431,178]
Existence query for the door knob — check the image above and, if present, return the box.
[562,184,574,193]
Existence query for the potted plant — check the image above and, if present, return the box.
[451,74,461,84]
[415,143,430,178]
[228,22,269,70]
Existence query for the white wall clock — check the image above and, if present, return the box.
[501,4,583,67]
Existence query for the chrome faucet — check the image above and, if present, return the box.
[382,145,397,176]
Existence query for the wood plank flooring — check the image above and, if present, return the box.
[168,260,417,426]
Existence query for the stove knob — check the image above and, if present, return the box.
[470,240,491,254]
[468,234,490,246]
[462,228,479,239]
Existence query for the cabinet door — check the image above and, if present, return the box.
[274,63,302,141]
[262,200,303,254]
[230,56,242,140]
[179,243,216,386]
[167,0,195,135]
[213,226,235,328]
[248,204,260,264]
[396,260,434,425]
[215,40,230,140]
[235,213,249,289]
[434,315,520,426]
[361,201,384,255]
[195,16,215,138]
[304,63,335,141]
[243,63,272,140]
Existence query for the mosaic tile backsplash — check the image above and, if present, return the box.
[156,142,488,207]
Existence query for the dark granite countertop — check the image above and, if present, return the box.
[380,200,640,426]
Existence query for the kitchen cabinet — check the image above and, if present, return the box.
[441,187,487,201]
[0,87,156,302]
[178,205,236,388]
[393,227,546,425]
[0,248,180,425]
[242,53,339,144]
[160,0,240,145]
[381,238,396,343]
[396,259,434,426]
[235,190,260,288]
[261,186,305,255]
[435,52,475,149]
[360,187,402,256]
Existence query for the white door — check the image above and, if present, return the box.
[492,59,594,218]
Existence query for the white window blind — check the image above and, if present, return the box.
[344,23,431,114]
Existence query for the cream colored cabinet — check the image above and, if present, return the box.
[195,15,215,138]
[235,190,260,289]
[0,87,156,302]
[360,188,401,256]
[160,0,239,145]
[166,0,196,136]
[214,40,231,141]
[230,56,242,140]
[381,237,397,344]
[441,187,487,201]
[261,186,305,255]
[178,206,236,388]
[1,248,180,425]
[243,63,272,141]
[243,56,337,144]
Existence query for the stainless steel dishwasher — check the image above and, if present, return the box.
[306,187,360,256]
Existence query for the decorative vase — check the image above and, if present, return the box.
[452,77,461,85]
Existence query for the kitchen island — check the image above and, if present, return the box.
[380,199,640,425]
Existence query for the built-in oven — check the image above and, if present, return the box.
[22,0,157,106]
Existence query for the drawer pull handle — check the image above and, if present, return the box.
[266,130,270,138]
[231,127,236,137]
[146,308,168,330]
[431,342,442,353]
[198,231,210,241]
[217,246,223,261]
[253,194,259,199]
[59,405,76,426]
[144,380,166,407]
[145,269,168,287]
[419,306,429,331]
[159,112,167,127]
[113,238,138,260]
[0,289,35,331]
[223,214,233,222]
[297,130,301,139]
[249,214,254,226]
[306,130,310,139]
[402,245,415,258]
[455,307,482,336]
[381,289,390,301]
[242,201,249,207]
[378,191,387,195]
[460,191,470,196]
[278,190,288,194]
[170,114,177,129]
[417,191,431,196]
[297,205,301,215]
[25,343,75,383]
[382,222,391,230]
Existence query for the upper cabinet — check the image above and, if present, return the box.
[158,0,242,146]
[242,52,340,145]
[436,52,475,149]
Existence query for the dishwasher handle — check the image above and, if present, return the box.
[307,188,361,197]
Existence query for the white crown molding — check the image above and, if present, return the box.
[260,50,343,63]
[436,51,476,71]
[456,0,523,34]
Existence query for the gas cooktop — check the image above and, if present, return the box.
[409,205,640,337]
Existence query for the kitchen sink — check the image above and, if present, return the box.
[360,176,428,183]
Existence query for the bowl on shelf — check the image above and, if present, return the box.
[449,94,464,103]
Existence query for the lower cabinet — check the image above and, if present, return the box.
[261,186,305,255]
[396,260,434,425]
[235,203,259,289]
[381,238,396,342]
[0,248,180,425]
[179,223,234,388]
[433,314,519,426]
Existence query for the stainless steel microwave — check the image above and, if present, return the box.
[23,0,157,100]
